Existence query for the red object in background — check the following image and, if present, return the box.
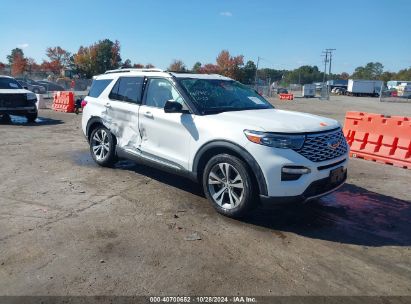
[70,80,75,89]
[52,91,75,113]
[391,91,398,97]
[343,111,411,169]
[81,100,87,108]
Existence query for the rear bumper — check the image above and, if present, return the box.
[259,171,347,205]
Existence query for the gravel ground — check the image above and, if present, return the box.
[0,95,410,297]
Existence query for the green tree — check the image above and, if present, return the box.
[74,39,122,78]
[396,68,411,81]
[240,60,257,84]
[283,65,323,85]
[7,48,24,65]
[192,62,202,73]
[351,62,384,80]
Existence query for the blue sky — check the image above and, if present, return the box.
[1,0,410,73]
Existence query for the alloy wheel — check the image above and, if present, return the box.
[208,162,244,210]
[91,129,110,161]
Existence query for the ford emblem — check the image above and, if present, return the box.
[327,138,340,149]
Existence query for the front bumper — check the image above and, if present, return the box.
[259,169,347,204]
[0,106,37,115]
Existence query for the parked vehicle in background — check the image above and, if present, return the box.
[302,84,316,97]
[397,84,411,98]
[276,88,288,94]
[0,75,38,122]
[36,80,65,92]
[15,78,46,94]
[327,79,348,91]
[346,79,383,97]
[387,80,411,90]
[82,68,348,218]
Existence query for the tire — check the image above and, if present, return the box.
[26,112,38,123]
[202,154,256,218]
[89,126,117,167]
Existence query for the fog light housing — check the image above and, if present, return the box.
[281,166,311,181]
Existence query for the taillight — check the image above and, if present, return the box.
[81,100,87,108]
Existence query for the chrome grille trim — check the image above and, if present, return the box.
[294,129,348,162]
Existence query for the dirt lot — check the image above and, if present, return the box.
[0,95,410,296]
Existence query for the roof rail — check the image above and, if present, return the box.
[104,68,163,74]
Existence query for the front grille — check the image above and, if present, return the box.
[0,93,28,108]
[294,129,348,162]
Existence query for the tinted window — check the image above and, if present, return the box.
[88,79,113,98]
[145,78,184,108]
[0,77,22,89]
[109,77,144,104]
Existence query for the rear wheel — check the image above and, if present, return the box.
[26,112,38,123]
[202,154,256,218]
[89,126,116,167]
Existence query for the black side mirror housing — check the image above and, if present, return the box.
[23,86,28,90]
[164,100,184,113]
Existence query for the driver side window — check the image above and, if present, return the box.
[145,78,184,108]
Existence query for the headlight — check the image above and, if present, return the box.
[26,92,37,101]
[244,130,305,149]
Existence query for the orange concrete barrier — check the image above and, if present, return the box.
[52,91,75,113]
[343,111,411,169]
[279,93,294,101]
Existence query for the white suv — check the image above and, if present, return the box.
[81,69,348,217]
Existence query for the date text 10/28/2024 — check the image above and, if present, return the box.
[150,296,257,303]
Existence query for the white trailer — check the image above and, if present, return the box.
[347,79,383,97]
[302,84,316,97]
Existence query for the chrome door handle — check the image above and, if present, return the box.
[104,103,111,108]
[144,111,153,118]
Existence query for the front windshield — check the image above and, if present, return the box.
[177,78,273,114]
[0,77,22,90]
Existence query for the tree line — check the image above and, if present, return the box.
[1,39,410,85]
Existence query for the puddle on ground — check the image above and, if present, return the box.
[0,115,62,126]
[247,184,411,246]
[71,150,96,167]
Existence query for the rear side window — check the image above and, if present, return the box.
[109,77,144,104]
[88,79,113,97]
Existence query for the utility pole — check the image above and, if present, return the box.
[326,48,336,76]
[322,51,328,84]
[254,56,260,90]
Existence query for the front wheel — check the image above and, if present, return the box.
[26,112,38,123]
[202,154,256,218]
[89,126,116,167]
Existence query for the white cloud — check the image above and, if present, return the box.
[220,11,233,17]
[17,43,29,48]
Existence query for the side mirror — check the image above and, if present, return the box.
[164,100,183,113]
[23,86,28,90]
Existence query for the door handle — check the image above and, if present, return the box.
[104,103,111,108]
[144,111,153,118]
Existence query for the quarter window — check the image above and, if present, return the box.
[109,77,144,104]
[88,79,112,98]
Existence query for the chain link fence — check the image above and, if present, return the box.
[380,82,411,103]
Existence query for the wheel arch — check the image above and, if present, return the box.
[86,117,117,145]
[193,140,268,196]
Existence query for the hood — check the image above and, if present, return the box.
[0,89,32,94]
[209,108,340,133]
